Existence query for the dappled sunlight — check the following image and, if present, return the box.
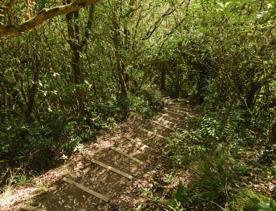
[0,99,193,210]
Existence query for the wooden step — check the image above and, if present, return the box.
[154,117,178,127]
[157,113,182,122]
[150,120,174,131]
[167,106,188,112]
[155,114,178,122]
[110,146,143,164]
[165,107,186,113]
[166,98,189,103]
[125,137,152,150]
[163,109,186,116]
[63,177,110,202]
[165,108,194,118]
[20,205,46,211]
[85,154,133,180]
[140,128,165,139]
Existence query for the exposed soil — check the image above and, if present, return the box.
[0,98,194,211]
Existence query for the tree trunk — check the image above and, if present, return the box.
[66,11,84,113]
[111,10,129,117]
[65,5,95,113]
[245,82,261,111]
[174,64,180,98]
[269,120,276,145]
[71,43,85,113]
[26,67,39,121]
[160,61,166,93]
[26,37,40,121]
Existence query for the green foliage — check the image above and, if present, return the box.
[166,143,276,210]
[36,0,47,11]
[245,199,275,211]
[141,88,164,112]
[168,148,234,210]
[0,1,274,208]
[11,171,29,186]
[189,149,235,205]
[165,129,206,165]
[193,109,254,145]
[128,89,164,117]
[172,183,188,204]
[231,189,276,211]
[165,101,273,210]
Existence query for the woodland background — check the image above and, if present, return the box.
[0,0,275,210]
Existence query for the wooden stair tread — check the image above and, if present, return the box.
[140,128,165,139]
[110,146,143,164]
[85,154,133,180]
[63,177,110,202]
[124,137,153,151]
[151,120,174,131]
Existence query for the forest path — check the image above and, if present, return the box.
[0,98,196,211]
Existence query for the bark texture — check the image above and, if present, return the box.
[0,0,98,39]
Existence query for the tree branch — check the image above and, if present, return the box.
[0,0,98,39]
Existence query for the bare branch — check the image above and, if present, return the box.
[0,0,98,39]
[142,1,186,41]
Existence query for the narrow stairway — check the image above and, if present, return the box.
[9,98,194,211]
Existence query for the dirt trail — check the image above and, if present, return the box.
[0,98,195,211]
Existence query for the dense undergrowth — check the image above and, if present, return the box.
[135,0,275,210]
[162,110,275,210]
[0,89,163,191]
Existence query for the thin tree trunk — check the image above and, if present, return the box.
[160,63,166,93]
[26,35,40,121]
[26,59,39,121]
[175,64,180,98]
[71,43,85,112]
[66,11,84,113]
[269,120,276,145]
[112,12,128,98]
[111,10,129,118]
[65,4,95,113]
